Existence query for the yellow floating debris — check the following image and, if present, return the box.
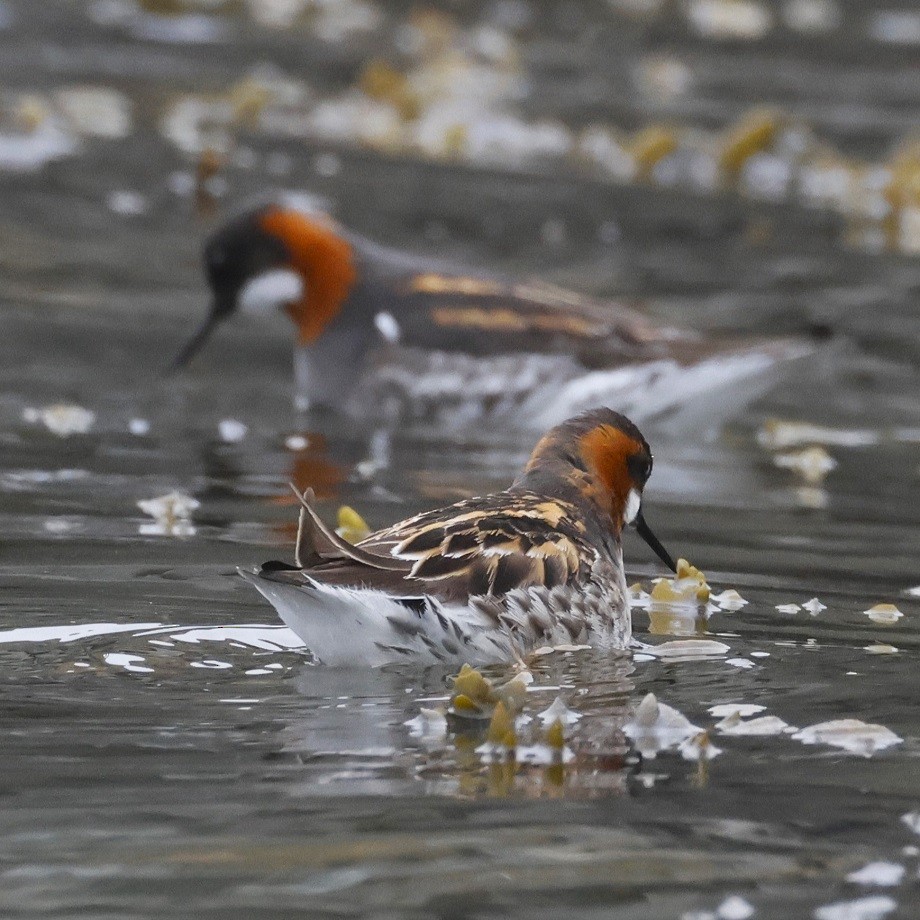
[359,60,420,121]
[719,107,780,178]
[336,506,371,544]
[629,125,678,179]
[451,663,496,703]
[451,693,481,713]
[486,700,517,748]
[884,141,920,254]
[650,557,711,604]
[495,675,529,713]
[229,76,273,125]
[545,718,565,750]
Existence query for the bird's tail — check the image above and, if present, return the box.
[238,567,504,667]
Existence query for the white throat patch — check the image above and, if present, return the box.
[239,269,303,315]
[624,488,641,526]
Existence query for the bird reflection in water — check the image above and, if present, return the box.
[271,431,348,541]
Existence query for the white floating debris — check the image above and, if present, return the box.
[757,419,879,450]
[647,639,731,660]
[515,741,575,766]
[138,491,198,520]
[623,692,703,759]
[712,589,749,611]
[864,604,904,625]
[137,490,199,537]
[782,0,840,34]
[795,486,829,510]
[578,125,636,181]
[475,116,572,168]
[313,151,341,176]
[814,895,897,920]
[167,170,196,196]
[628,583,652,607]
[868,10,920,46]
[716,714,793,736]
[107,190,147,216]
[792,719,902,757]
[776,604,801,615]
[103,653,153,674]
[709,703,766,718]
[845,862,905,887]
[636,55,692,100]
[284,434,309,450]
[540,217,567,247]
[864,644,898,655]
[22,403,95,437]
[54,85,132,138]
[129,418,150,436]
[405,707,448,743]
[725,658,755,669]
[190,659,233,670]
[530,643,591,657]
[774,446,837,483]
[43,517,75,534]
[374,311,401,343]
[218,418,248,443]
[717,895,756,920]
[802,598,827,616]
[685,0,773,40]
[0,107,80,172]
[900,811,920,835]
[537,696,582,728]
[679,731,722,762]
[740,152,792,201]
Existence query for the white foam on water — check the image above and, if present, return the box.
[814,895,897,920]
[0,622,162,644]
[167,625,305,651]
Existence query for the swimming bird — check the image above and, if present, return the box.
[174,203,810,430]
[240,408,676,666]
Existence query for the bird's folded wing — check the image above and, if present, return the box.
[259,494,591,601]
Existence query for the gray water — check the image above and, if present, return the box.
[2,2,920,918]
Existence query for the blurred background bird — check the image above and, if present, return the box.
[174,202,812,432]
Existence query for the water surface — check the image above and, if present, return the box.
[2,2,920,917]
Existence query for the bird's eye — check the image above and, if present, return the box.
[627,452,652,486]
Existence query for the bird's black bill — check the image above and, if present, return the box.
[170,311,222,371]
[635,509,677,573]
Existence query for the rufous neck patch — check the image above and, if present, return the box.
[260,208,357,345]
[578,424,640,524]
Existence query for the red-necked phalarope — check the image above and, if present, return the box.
[174,203,811,430]
[240,408,676,666]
